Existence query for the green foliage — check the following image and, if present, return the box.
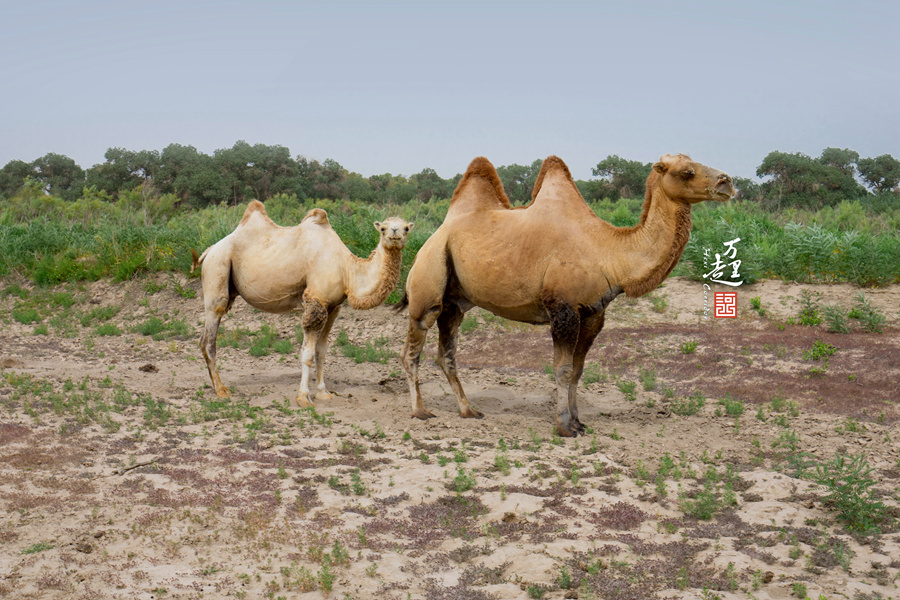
[812,452,886,534]
[671,391,705,416]
[849,291,885,333]
[680,340,698,354]
[802,340,836,361]
[334,329,394,364]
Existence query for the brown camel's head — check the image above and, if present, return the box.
[651,154,735,204]
[375,217,414,249]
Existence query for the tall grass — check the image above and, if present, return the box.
[1,188,897,288]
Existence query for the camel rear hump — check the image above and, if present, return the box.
[529,155,587,208]
[447,156,511,216]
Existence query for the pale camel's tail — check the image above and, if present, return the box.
[190,248,208,274]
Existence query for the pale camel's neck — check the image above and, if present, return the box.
[611,186,693,297]
[345,244,403,309]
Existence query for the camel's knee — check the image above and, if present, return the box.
[301,296,329,332]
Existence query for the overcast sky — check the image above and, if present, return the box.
[2,0,897,181]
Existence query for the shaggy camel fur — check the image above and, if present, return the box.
[192,200,413,406]
[398,154,734,436]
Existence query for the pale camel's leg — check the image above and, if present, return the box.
[198,257,236,398]
[570,312,606,432]
[401,307,440,419]
[548,301,581,437]
[313,305,341,401]
[297,295,329,408]
[200,305,230,398]
[436,303,482,418]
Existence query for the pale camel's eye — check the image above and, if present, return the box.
[403,226,410,233]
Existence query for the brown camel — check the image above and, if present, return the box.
[192,200,413,406]
[398,154,734,436]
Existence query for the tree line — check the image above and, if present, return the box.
[1,141,897,209]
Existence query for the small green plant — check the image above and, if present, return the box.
[680,340,697,354]
[750,296,766,316]
[335,329,394,363]
[798,289,822,326]
[717,395,744,417]
[616,380,637,401]
[791,582,808,598]
[638,367,657,391]
[812,452,886,534]
[849,291,885,333]
[582,362,606,386]
[671,390,705,416]
[821,304,851,333]
[803,340,836,361]
[648,293,668,313]
[95,322,123,336]
[12,306,40,324]
[21,541,54,554]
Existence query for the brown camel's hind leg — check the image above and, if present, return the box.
[436,303,483,419]
[297,294,329,408]
[547,300,582,437]
[570,311,606,431]
[313,305,341,401]
[401,306,441,420]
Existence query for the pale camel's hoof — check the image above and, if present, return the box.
[411,408,436,420]
[460,408,484,419]
[315,390,334,401]
[295,395,315,409]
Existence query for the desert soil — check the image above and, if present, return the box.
[1,275,899,600]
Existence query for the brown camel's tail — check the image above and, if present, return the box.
[391,292,409,314]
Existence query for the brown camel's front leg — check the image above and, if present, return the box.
[570,312,606,431]
[548,300,582,437]
[297,294,329,408]
[401,306,441,420]
[437,303,483,419]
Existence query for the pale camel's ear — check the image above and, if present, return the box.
[374,221,384,232]
[406,222,414,232]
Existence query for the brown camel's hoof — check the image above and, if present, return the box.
[215,388,231,399]
[556,424,578,438]
[460,408,484,419]
[411,408,436,420]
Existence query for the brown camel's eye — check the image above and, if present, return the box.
[680,169,695,180]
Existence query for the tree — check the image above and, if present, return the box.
[31,153,85,201]
[157,144,227,206]
[496,160,542,205]
[591,155,652,199]
[410,167,454,202]
[0,159,36,197]
[857,154,900,195]
[757,150,866,209]
[85,147,160,196]
[818,147,859,177]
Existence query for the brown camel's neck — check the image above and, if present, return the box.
[346,244,403,309]
[612,185,693,297]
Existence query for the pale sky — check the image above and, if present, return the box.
[2,0,897,181]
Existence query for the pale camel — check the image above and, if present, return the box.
[192,200,413,406]
[398,154,734,436]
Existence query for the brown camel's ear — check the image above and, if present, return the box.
[652,157,672,174]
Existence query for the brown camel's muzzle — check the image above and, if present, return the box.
[709,171,736,201]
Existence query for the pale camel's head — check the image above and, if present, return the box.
[652,154,735,204]
[374,217,414,249]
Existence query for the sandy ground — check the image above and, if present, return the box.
[1,275,899,600]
